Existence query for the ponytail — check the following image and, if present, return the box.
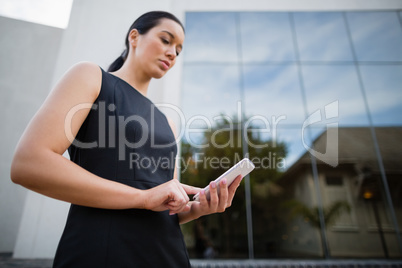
[107,56,124,72]
[107,50,127,72]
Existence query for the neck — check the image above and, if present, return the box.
[110,60,150,96]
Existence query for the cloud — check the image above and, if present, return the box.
[302,64,370,125]
[293,12,353,61]
[181,64,242,125]
[347,11,402,61]
[180,11,402,157]
[360,65,402,125]
[183,12,237,63]
[239,12,296,62]
[242,64,305,125]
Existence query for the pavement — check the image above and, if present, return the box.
[1,254,402,268]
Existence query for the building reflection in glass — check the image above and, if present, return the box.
[180,11,402,259]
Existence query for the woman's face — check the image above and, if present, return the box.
[131,18,185,79]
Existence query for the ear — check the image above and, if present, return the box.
[128,29,140,47]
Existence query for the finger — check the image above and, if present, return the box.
[228,175,242,197]
[165,190,186,211]
[181,183,203,195]
[218,178,228,212]
[199,189,208,206]
[165,200,187,214]
[168,203,191,216]
[209,181,219,212]
[183,204,191,212]
[170,180,189,207]
[164,199,177,210]
[176,181,190,203]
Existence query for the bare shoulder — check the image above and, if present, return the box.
[57,61,102,99]
[67,61,101,78]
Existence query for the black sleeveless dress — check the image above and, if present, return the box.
[53,67,190,267]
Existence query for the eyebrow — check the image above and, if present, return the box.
[161,30,183,50]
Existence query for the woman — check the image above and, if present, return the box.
[11,11,242,267]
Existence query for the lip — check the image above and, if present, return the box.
[160,60,170,70]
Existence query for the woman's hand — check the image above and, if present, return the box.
[178,175,243,224]
[142,179,201,215]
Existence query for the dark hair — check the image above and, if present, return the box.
[107,11,184,72]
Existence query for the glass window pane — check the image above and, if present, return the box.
[360,65,402,126]
[239,12,296,62]
[302,65,370,126]
[347,12,402,61]
[180,128,248,258]
[276,128,310,169]
[181,64,241,128]
[293,12,353,61]
[243,64,305,126]
[247,127,323,258]
[314,127,402,257]
[183,12,237,63]
[375,127,402,242]
[275,164,324,257]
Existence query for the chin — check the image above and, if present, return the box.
[153,74,164,79]
[152,70,168,79]
[157,72,166,78]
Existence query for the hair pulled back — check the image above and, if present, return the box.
[107,11,184,72]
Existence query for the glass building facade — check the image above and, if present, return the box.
[179,11,402,259]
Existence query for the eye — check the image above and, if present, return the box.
[176,46,182,57]
[161,38,170,45]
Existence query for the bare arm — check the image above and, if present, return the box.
[10,62,191,213]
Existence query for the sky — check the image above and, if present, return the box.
[182,11,402,126]
[181,11,402,168]
[0,0,73,28]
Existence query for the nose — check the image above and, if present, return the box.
[166,46,176,60]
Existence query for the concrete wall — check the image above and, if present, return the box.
[4,0,402,259]
[0,16,63,253]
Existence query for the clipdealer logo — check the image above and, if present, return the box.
[301,101,339,167]
[63,100,339,169]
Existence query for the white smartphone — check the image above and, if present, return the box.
[193,158,255,201]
